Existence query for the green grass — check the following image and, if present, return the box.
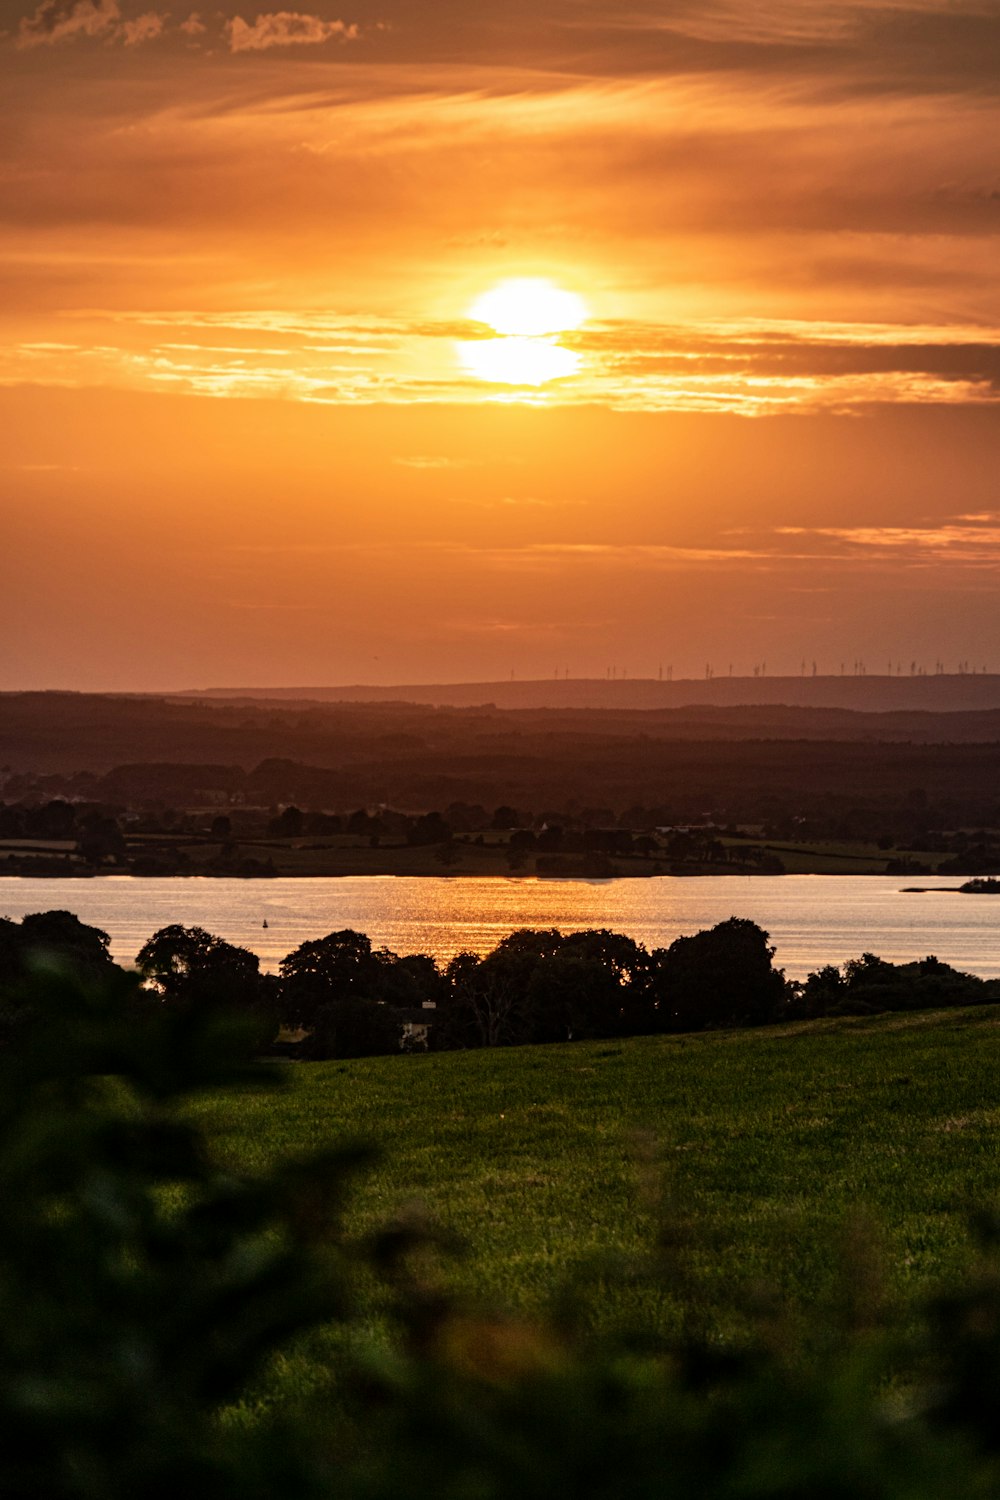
[192,1006,1000,1350]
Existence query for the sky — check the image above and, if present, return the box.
[2,0,1000,689]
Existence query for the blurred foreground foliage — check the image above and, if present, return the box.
[4,965,1000,1497]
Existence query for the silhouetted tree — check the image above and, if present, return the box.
[790,952,990,1020]
[279,929,381,1028]
[269,805,304,839]
[443,801,489,833]
[517,930,651,1042]
[34,800,77,839]
[653,918,787,1031]
[372,950,445,1010]
[278,932,428,1057]
[0,910,118,1046]
[78,813,126,866]
[136,924,265,1015]
[18,910,114,978]
[437,939,544,1049]
[407,812,451,847]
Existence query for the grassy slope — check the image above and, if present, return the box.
[194,1006,1000,1347]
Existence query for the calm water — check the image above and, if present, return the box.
[1,874,998,979]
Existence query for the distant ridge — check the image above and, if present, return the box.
[183,674,1000,715]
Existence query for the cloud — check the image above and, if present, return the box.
[5,309,1000,415]
[567,321,1000,406]
[120,10,163,43]
[552,0,1000,98]
[17,0,165,46]
[774,521,1000,564]
[393,455,475,470]
[4,7,999,422]
[18,0,121,46]
[15,1,361,50]
[225,11,360,51]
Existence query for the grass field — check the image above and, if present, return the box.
[192,1006,1000,1366]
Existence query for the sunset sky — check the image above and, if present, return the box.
[3,0,1000,689]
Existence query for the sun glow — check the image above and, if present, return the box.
[469,279,588,337]
[458,277,588,388]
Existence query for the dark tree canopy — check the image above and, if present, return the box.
[406,811,451,847]
[77,813,126,867]
[277,931,432,1057]
[526,929,654,1042]
[654,918,788,1031]
[135,924,262,1011]
[373,949,445,1010]
[439,928,654,1048]
[437,944,532,1050]
[17,910,113,977]
[0,910,117,1047]
[790,951,986,1020]
[279,929,381,1025]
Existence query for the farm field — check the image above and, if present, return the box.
[192,1005,1000,1358]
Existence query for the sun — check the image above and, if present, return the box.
[468,279,588,338]
[457,278,588,388]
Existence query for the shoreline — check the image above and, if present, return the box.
[0,869,985,890]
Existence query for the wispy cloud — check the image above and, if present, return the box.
[775,520,1000,567]
[4,311,1000,414]
[393,455,476,470]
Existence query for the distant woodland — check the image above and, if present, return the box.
[2,690,1000,877]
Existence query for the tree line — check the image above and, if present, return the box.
[2,909,997,1058]
[8,793,1000,880]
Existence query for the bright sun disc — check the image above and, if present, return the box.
[459,278,588,387]
[469,278,588,337]
[458,336,581,387]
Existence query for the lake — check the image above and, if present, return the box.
[1,874,998,979]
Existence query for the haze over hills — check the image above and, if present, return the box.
[5,691,1000,864]
[183,675,1000,715]
[6,690,1000,781]
[4,691,1000,780]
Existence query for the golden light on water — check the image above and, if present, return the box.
[458,277,587,387]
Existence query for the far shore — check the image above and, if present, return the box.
[1,831,991,883]
[0,867,985,890]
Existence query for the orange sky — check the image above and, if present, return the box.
[2,0,1000,688]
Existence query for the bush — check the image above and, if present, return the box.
[0,961,366,1497]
